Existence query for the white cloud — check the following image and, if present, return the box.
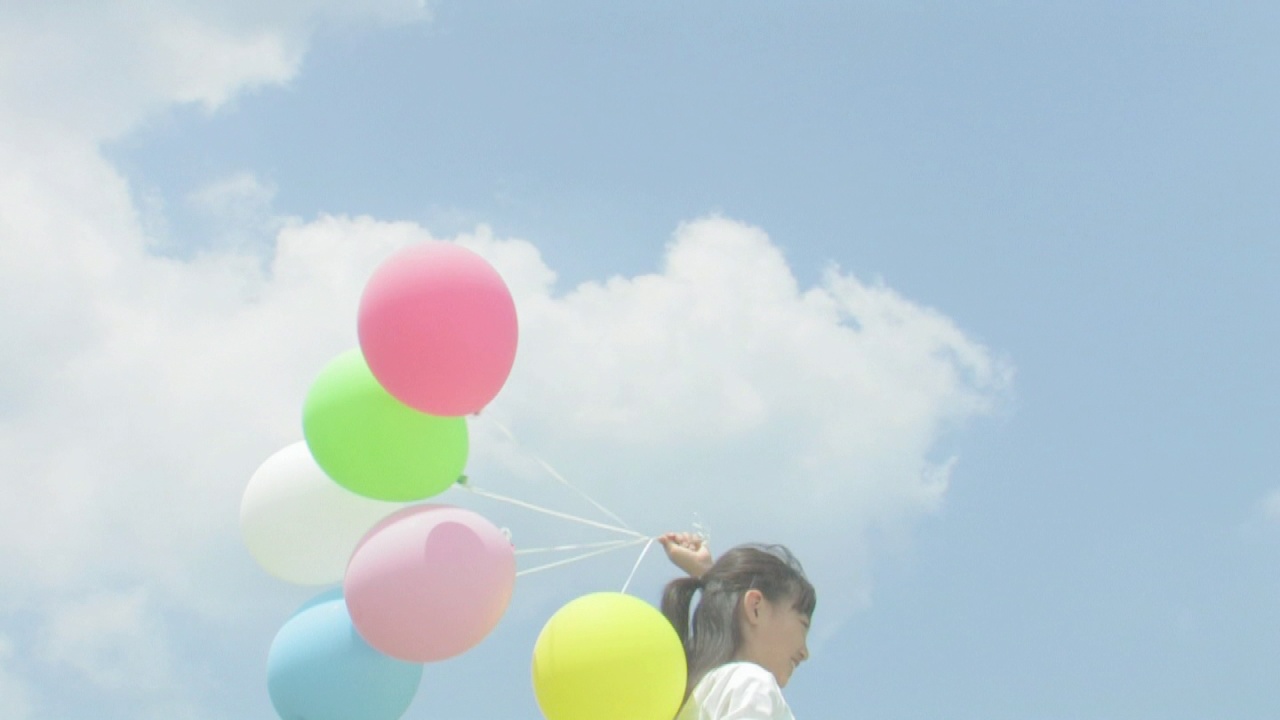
[188,172,277,216]
[184,171,286,256]
[40,588,174,692]
[452,217,1010,628]
[0,1,427,139]
[0,203,1009,710]
[0,2,426,715]
[0,636,35,720]
[1262,488,1280,524]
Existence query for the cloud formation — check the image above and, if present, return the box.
[456,217,1011,629]
[40,588,175,693]
[0,0,427,139]
[0,2,422,716]
[1262,488,1280,524]
[0,207,1009,714]
[0,636,34,720]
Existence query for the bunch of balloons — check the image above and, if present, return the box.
[240,243,520,720]
[241,242,688,720]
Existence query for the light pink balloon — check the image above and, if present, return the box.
[358,243,518,417]
[344,505,516,663]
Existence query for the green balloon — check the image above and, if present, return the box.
[303,349,468,502]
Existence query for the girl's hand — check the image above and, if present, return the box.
[659,531,713,579]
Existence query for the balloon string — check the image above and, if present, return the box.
[515,539,637,556]
[620,536,658,595]
[484,417,636,531]
[460,485,646,539]
[517,537,649,577]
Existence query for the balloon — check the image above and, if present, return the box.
[302,349,468,502]
[532,592,686,720]
[345,505,515,662]
[240,442,409,586]
[267,589,422,720]
[358,242,518,417]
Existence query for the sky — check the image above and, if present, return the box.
[1,1,1277,719]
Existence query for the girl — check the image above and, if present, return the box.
[659,532,816,720]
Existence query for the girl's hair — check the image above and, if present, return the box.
[661,544,816,698]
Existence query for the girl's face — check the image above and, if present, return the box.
[738,591,811,688]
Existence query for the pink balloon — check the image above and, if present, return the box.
[358,243,518,416]
[344,505,515,663]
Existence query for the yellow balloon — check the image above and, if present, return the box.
[532,592,687,720]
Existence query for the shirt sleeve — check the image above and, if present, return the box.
[710,665,794,720]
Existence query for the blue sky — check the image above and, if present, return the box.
[2,2,1278,719]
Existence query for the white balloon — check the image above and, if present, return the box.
[241,442,409,585]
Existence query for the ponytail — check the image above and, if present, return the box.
[660,575,702,649]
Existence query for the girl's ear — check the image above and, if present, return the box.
[741,589,765,625]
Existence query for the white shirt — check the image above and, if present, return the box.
[674,662,796,720]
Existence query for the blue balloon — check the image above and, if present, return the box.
[268,590,423,720]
